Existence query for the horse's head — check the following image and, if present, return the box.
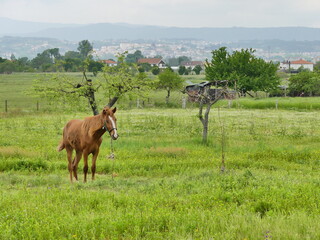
[102,107,118,140]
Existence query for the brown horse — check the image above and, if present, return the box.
[57,107,118,182]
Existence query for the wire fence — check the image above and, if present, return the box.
[0,97,197,114]
[2,97,319,114]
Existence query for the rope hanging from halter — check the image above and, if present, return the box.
[109,137,115,159]
[108,137,116,179]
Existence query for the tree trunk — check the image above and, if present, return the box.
[83,73,99,116]
[84,78,99,116]
[88,89,99,115]
[166,88,171,104]
[107,96,119,108]
[198,102,213,143]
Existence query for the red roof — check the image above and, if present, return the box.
[291,59,313,65]
[100,60,117,64]
[137,58,163,64]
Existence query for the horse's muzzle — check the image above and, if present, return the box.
[111,133,118,140]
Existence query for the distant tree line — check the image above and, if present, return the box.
[0,44,202,76]
[0,40,103,74]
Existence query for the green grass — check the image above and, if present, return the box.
[1,108,320,239]
[0,72,94,113]
[0,73,40,111]
[2,72,320,113]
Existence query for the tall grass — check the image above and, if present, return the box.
[1,108,320,239]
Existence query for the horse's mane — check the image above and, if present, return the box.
[82,114,103,137]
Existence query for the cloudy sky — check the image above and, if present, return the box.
[1,0,320,28]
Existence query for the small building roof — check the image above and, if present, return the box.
[137,58,163,64]
[100,60,117,64]
[290,59,313,65]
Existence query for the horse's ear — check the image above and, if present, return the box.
[112,107,117,113]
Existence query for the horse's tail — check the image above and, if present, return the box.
[57,141,65,152]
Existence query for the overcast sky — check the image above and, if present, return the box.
[1,0,320,28]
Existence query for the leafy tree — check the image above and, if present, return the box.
[0,60,16,73]
[288,71,320,96]
[30,72,99,114]
[0,57,32,73]
[178,66,186,75]
[88,60,104,76]
[205,47,279,95]
[167,57,179,66]
[138,66,145,73]
[314,61,320,72]
[151,66,160,75]
[102,52,153,107]
[178,56,191,65]
[138,63,152,73]
[17,57,29,66]
[193,65,202,75]
[63,58,82,72]
[48,48,62,61]
[31,57,103,115]
[15,57,32,71]
[31,50,54,71]
[167,56,191,67]
[196,47,279,143]
[65,51,82,59]
[30,52,153,114]
[185,67,192,75]
[77,40,93,59]
[157,68,184,104]
[125,50,144,63]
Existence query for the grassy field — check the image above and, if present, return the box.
[1,72,320,113]
[1,107,320,239]
[1,72,320,239]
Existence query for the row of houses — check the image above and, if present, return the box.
[100,58,205,69]
[101,58,315,71]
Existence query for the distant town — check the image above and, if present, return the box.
[1,37,320,65]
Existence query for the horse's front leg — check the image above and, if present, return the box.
[91,149,100,181]
[72,151,82,181]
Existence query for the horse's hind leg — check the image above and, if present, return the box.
[91,149,100,181]
[66,146,73,182]
[83,151,89,183]
[72,151,82,181]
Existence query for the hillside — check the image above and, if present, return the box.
[1,18,320,41]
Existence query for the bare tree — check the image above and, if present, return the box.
[185,81,232,143]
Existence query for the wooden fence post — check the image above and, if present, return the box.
[5,100,7,112]
[37,101,39,111]
[182,97,186,109]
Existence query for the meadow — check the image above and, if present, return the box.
[0,73,320,239]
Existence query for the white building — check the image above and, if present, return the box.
[280,59,314,71]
